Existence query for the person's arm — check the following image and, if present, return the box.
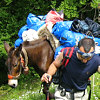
[41,52,63,83]
[98,66,100,73]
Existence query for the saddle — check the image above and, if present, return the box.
[37,24,60,51]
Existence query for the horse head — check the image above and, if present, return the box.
[4,42,24,88]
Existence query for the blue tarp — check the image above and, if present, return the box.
[26,13,46,30]
[14,38,23,48]
[29,21,45,31]
[15,13,46,47]
[52,21,73,39]
[26,13,41,28]
[37,15,47,21]
[54,30,100,58]
[59,30,76,47]
[54,45,64,59]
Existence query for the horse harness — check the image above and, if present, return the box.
[20,47,28,70]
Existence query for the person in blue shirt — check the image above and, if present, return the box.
[41,38,100,100]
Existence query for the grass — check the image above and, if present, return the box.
[0,76,44,100]
[0,72,99,100]
[0,71,56,100]
[91,73,100,100]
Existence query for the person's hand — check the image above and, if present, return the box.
[41,73,52,83]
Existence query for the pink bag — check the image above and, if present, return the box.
[45,10,64,26]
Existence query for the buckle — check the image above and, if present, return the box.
[65,55,70,59]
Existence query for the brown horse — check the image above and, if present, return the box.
[4,37,55,99]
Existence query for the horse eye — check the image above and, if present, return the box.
[61,37,67,40]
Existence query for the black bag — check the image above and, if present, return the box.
[70,19,80,33]
[71,19,90,33]
[78,20,90,33]
[85,17,100,38]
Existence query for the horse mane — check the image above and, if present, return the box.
[22,36,47,47]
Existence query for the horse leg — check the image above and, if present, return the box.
[42,82,55,100]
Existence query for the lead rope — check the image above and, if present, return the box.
[22,47,28,67]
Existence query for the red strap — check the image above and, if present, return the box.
[8,74,13,79]
[61,47,69,66]
[61,47,74,67]
[21,57,24,63]
[65,47,74,67]
[21,57,25,68]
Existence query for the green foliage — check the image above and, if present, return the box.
[91,73,100,100]
[91,0,100,8]
[4,0,13,5]
[51,0,99,20]
[51,0,79,19]
[0,40,8,84]
[0,0,52,43]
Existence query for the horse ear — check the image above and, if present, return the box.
[15,44,22,57]
[4,41,11,53]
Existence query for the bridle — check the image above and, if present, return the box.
[8,65,22,79]
[8,47,28,79]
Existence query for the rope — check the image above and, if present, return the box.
[22,47,28,67]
